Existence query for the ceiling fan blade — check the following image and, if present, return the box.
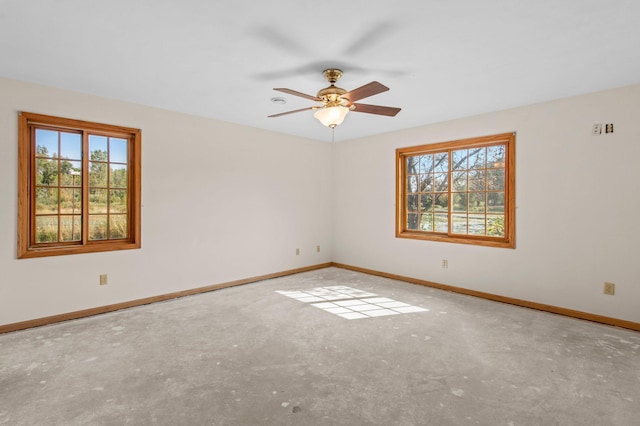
[251,26,310,56]
[343,21,397,56]
[273,88,320,101]
[342,81,389,102]
[352,103,401,117]
[268,106,316,118]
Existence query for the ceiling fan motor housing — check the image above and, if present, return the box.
[317,85,347,106]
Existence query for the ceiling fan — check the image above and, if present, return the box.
[268,69,401,128]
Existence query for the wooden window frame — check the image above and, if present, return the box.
[18,112,141,258]
[396,132,515,248]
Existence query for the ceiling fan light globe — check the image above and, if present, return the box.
[314,106,349,128]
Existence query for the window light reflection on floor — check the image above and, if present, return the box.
[276,286,428,320]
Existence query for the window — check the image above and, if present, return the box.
[396,132,515,248]
[18,112,141,258]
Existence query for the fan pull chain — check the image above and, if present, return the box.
[332,126,335,143]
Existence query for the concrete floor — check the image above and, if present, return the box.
[1,267,639,425]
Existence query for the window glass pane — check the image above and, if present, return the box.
[419,155,433,173]
[35,129,58,158]
[407,213,419,230]
[434,193,448,212]
[60,188,82,214]
[420,174,432,192]
[487,145,506,168]
[36,216,58,243]
[60,132,82,160]
[89,162,108,187]
[433,173,448,192]
[469,192,486,212]
[89,215,108,240]
[452,193,467,213]
[487,215,505,237]
[109,138,128,163]
[434,213,448,232]
[36,188,58,214]
[469,147,486,169]
[406,156,419,174]
[60,161,82,186]
[36,158,58,186]
[110,190,127,213]
[452,171,467,191]
[110,164,128,188]
[487,169,505,190]
[452,214,468,234]
[89,189,108,213]
[434,152,448,172]
[407,175,418,193]
[469,214,486,235]
[89,135,108,160]
[419,194,433,211]
[109,215,128,239]
[60,215,82,241]
[406,195,418,212]
[452,149,468,171]
[468,170,486,191]
[420,213,433,231]
[488,192,505,213]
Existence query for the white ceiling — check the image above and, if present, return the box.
[2,0,639,142]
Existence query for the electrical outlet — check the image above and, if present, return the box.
[316,245,320,253]
[100,274,108,285]
[296,248,300,256]
[592,123,602,135]
[604,282,615,295]
[442,259,448,269]
[605,123,614,134]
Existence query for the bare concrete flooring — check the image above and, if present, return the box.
[1,267,639,425]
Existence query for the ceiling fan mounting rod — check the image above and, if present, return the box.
[323,68,343,84]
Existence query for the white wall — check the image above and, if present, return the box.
[0,77,333,326]
[333,84,640,323]
[3,77,639,327]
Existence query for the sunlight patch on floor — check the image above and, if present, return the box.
[276,286,428,320]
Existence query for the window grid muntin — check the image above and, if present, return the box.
[32,127,84,245]
[404,144,506,238]
[87,135,129,241]
[31,128,132,245]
